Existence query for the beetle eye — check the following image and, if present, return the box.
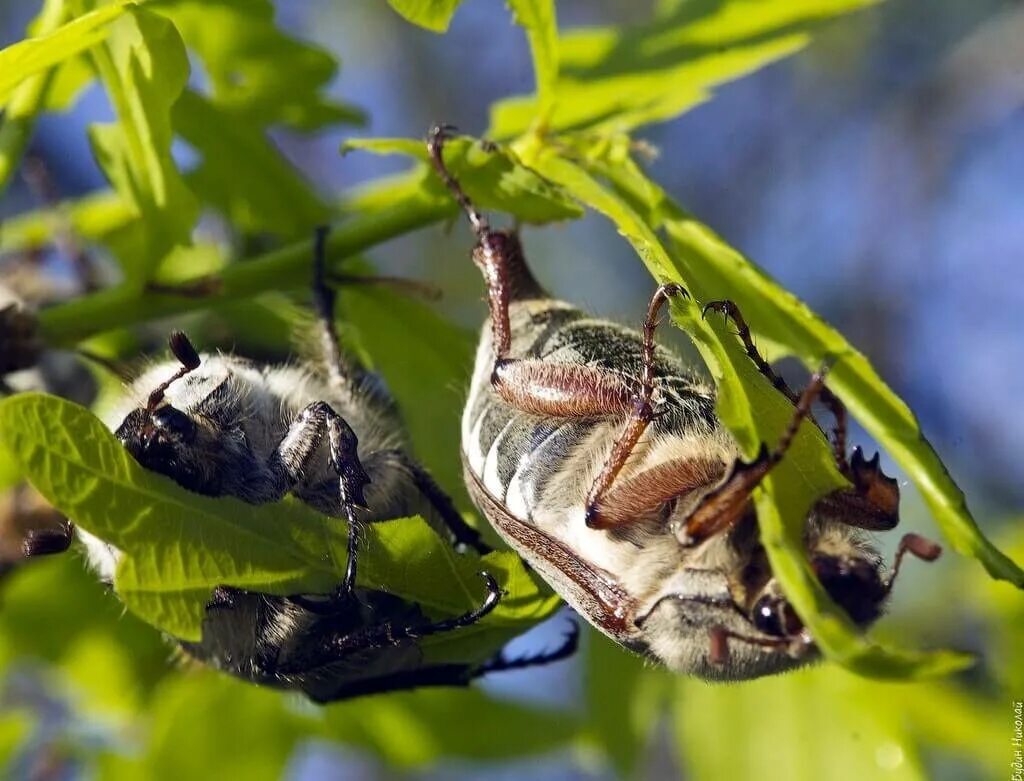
[151,405,196,441]
[752,595,802,637]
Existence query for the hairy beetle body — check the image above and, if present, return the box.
[428,127,935,680]
[66,229,575,702]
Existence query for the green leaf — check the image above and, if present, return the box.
[0,444,21,492]
[172,89,328,238]
[0,553,169,691]
[507,0,559,127]
[344,136,583,223]
[97,673,307,781]
[324,686,579,767]
[88,7,199,284]
[490,0,882,137]
[342,283,476,499]
[0,0,64,195]
[0,714,32,770]
[581,632,671,776]
[385,0,464,33]
[0,189,132,254]
[0,393,556,646]
[590,153,1024,594]
[674,668,931,780]
[524,147,974,678]
[152,0,364,131]
[0,0,128,106]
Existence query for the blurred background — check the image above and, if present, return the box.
[0,0,1021,779]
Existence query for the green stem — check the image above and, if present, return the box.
[38,197,456,346]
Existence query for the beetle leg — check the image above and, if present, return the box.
[279,572,502,675]
[476,619,580,675]
[429,125,645,419]
[310,225,370,404]
[271,401,371,594]
[360,448,491,555]
[703,299,850,474]
[681,368,828,545]
[585,283,689,529]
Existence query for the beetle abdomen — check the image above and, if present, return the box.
[463,298,727,535]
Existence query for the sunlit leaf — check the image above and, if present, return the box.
[0,394,555,651]
[341,283,474,500]
[0,446,21,492]
[0,190,131,254]
[172,89,328,238]
[87,8,199,284]
[674,668,929,780]
[581,632,670,776]
[0,0,128,106]
[152,0,364,131]
[385,0,464,33]
[523,147,973,678]
[96,673,307,781]
[344,136,583,223]
[507,0,559,127]
[490,0,882,137]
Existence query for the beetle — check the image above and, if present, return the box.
[427,126,940,680]
[20,228,575,701]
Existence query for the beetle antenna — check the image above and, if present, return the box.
[885,533,942,594]
[146,331,201,411]
[427,124,491,238]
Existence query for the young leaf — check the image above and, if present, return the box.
[97,673,308,781]
[385,0,464,33]
[0,0,129,106]
[153,0,364,131]
[506,0,559,128]
[0,393,556,648]
[0,189,132,255]
[172,89,329,238]
[524,148,973,678]
[88,8,199,285]
[582,633,671,777]
[324,687,579,766]
[341,283,476,498]
[343,136,583,223]
[673,668,932,781]
[490,0,882,137]
[0,0,65,195]
[592,152,1024,592]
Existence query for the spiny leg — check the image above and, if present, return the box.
[585,283,688,529]
[702,300,799,404]
[280,572,502,673]
[682,367,829,545]
[312,225,363,398]
[272,400,371,594]
[476,619,580,675]
[427,126,637,420]
[817,385,849,475]
[401,571,502,640]
[367,449,490,555]
[703,299,850,474]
